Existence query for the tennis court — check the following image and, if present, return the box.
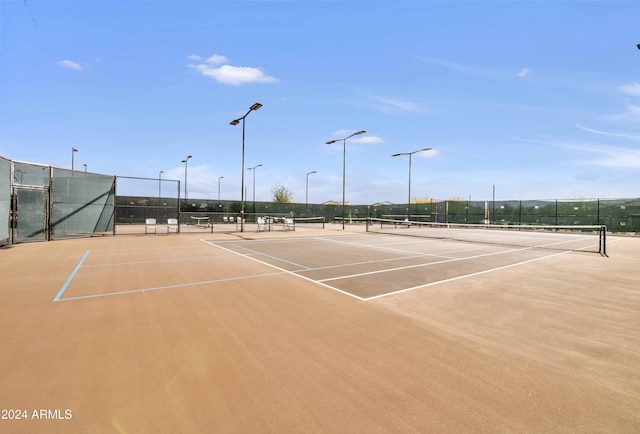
[1,224,639,433]
[54,221,604,302]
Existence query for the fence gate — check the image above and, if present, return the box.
[12,187,49,243]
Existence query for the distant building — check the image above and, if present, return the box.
[322,200,350,206]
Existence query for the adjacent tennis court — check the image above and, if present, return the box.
[2,224,639,433]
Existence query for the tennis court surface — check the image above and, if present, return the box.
[1,224,639,433]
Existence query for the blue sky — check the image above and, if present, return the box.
[1,0,639,204]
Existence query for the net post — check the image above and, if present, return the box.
[365,217,370,232]
[600,225,607,256]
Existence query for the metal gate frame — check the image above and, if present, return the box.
[11,185,50,243]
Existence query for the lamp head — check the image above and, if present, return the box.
[391,153,402,157]
[230,119,240,126]
[354,130,366,135]
[250,102,262,111]
[326,140,337,145]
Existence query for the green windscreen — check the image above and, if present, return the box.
[0,157,10,245]
[51,168,115,238]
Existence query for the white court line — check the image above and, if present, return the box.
[202,236,605,302]
[317,235,486,259]
[56,271,287,302]
[318,235,603,283]
[201,239,367,301]
[229,244,312,270]
[220,237,470,274]
[318,245,535,283]
[363,250,571,301]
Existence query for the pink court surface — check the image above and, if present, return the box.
[1,223,639,433]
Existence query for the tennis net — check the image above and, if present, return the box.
[366,218,607,255]
[293,216,326,228]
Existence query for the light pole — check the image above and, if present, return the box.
[326,130,366,229]
[83,163,87,172]
[391,147,432,221]
[159,171,164,199]
[218,176,224,202]
[71,147,78,174]
[247,164,262,210]
[230,102,262,232]
[306,170,317,207]
[181,155,192,206]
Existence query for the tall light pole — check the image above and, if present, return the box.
[181,155,192,206]
[230,102,262,232]
[326,130,366,229]
[218,176,224,202]
[83,163,87,172]
[306,170,317,207]
[391,147,432,221]
[159,170,164,199]
[247,164,263,208]
[71,147,78,174]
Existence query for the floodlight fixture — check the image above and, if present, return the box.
[230,103,263,231]
[71,147,78,173]
[306,170,317,206]
[181,155,192,202]
[247,164,263,206]
[392,147,434,220]
[325,130,367,229]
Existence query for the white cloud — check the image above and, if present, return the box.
[353,136,383,144]
[417,149,439,158]
[353,136,383,143]
[392,148,439,160]
[575,124,640,141]
[194,64,278,86]
[187,54,203,61]
[327,130,378,142]
[204,54,228,65]
[188,54,278,86]
[619,82,640,97]
[516,68,530,78]
[56,60,83,71]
